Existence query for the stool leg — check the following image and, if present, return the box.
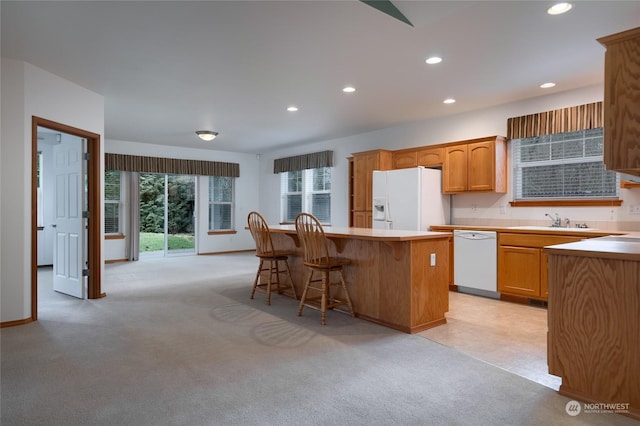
[320,271,328,326]
[274,260,283,294]
[266,260,274,305]
[283,259,297,299]
[298,270,313,317]
[250,259,263,300]
[339,270,355,317]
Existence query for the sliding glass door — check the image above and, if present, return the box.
[139,173,195,256]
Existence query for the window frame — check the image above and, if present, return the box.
[510,128,620,207]
[280,167,332,224]
[208,176,235,232]
[104,169,123,235]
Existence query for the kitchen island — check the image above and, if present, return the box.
[545,236,640,420]
[268,226,451,333]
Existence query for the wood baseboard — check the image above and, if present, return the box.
[199,249,254,256]
[105,258,128,264]
[1,317,34,328]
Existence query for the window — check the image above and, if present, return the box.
[513,128,618,201]
[281,167,331,223]
[104,169,122,234]
[209,176,234,230]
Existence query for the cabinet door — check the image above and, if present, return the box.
[467,141,494,191]
[353,211,368,228]
[498,246,541,297]
[600,28,640,175]
[417,147,443,167]
[353,155,369,211]
[393,151,417,169]
[443,145,467,193]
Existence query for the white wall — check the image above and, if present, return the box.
[0,58,105,323]
[104,140,259,260]
[258,84,640,231]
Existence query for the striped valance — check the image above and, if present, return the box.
[507,101,603,139]
[105,153,239,177]
[273,150,333,173]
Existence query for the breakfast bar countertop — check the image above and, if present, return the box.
[269,225,452,242]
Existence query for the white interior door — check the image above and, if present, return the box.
[52,135,86,299]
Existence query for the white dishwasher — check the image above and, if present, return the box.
[453,230,498,298]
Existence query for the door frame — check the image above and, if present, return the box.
[31,116,104,322]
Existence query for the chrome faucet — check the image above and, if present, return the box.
[545,213,562,227]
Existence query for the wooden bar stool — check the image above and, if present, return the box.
[247,211,297,305]
[294,213,355,325]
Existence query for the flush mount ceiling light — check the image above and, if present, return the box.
[343,86,356,93]
[547,2,572,15]
[287,106,299,112]
[196,130,218,141]
[540,82,556,88]
[425,56,442,65]
[443,98,456,104]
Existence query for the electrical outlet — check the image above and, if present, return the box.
[430,253,436,266]
[471,204,477,212]
[499,204,507,215]
[629,204,640,214]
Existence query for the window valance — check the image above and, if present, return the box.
[105,153,239,177]
[507,101,603,140]
[273,150,333,174]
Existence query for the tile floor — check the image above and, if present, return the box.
[418,291,562,390]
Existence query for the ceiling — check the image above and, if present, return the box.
[2,1,639,154]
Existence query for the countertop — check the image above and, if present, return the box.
[429,224,640,259]
[269,225,451,242]
[429,224,625,238]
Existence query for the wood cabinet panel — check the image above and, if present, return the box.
[443,145,467,193]
[351,150,392,227]
[498,246,541,297]
[392,151,417,169]
[548,253,640,419]
[599,26,640,176]
[498,232,585,300]
[468,141,494,191]
[417,147,443,167]
[442,137,506,194]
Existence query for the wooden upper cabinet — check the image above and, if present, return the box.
[598,26,640,177]
[392,150,418,169]
[442,136,506,194]
[352,150,392,226]
[443,145,468,193]
[417,147,443,167]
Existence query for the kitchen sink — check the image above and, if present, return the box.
[507,226,599,231]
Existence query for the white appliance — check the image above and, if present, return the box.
[453,230,498,298]
[372,167,449,231]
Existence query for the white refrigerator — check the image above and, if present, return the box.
[372,167,449,231]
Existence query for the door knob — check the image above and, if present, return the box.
[51,224,57,228]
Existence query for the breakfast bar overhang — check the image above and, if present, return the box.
[267,226,451,333]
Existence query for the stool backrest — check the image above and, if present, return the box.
[295,213,331,266]
[247,211,275,256]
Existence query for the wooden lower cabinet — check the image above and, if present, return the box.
[498,233,584,300]
[498,246,541,297]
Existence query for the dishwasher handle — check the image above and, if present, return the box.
[453,231,496,240]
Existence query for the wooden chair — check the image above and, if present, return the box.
[294,213,355,325]
[247,211,297,305]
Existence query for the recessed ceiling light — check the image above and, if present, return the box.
[547,2,572,15]
[342,86,356,93]
[425,56,442,65]
[287,106,298,112]
[540,82,556,89]
[195,130,218,141]
[443,98,456,104]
